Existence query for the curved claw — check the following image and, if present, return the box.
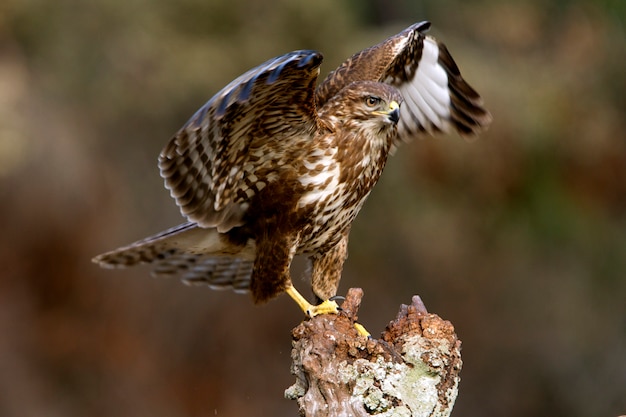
[329,295,345,311]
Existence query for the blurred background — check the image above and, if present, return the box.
[1,0,625,416]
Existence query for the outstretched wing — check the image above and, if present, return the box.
[316,21,492,144]
[159,50,324,232]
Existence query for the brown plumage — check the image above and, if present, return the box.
[93,22,491,312]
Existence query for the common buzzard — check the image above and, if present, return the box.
[93,22,491,317]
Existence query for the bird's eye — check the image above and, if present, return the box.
[365,96,381,107]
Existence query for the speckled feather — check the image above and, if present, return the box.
[93,22,491,303]
[159,51,323,232]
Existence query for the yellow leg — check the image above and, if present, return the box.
[285,285,340,317]
[285,285,371,337]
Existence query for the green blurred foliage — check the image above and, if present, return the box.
[0,0,624,416]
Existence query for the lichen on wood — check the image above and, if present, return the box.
[285,288,462,417]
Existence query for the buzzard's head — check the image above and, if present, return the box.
[318,81,403,138]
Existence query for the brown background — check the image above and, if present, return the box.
[1,0,625,416]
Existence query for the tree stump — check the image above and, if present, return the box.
[285,288,462,417]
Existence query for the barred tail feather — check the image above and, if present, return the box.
[92,222,255,293]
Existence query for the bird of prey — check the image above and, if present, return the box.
[93,22,491,318]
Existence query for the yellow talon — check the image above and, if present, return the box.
[285,285,371,336]
[285,285,340,317]
[353,322,371,338]
[309,299,341,316]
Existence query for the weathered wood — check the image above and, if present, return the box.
[285,288,462,417]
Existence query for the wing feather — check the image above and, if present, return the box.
[159,50,324,231]
[316,21,492,145]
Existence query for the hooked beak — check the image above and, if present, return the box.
[387,100,400,124]
[373,100,401,124]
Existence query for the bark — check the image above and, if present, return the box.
[285,288,462,417]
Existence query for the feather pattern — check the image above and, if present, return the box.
[159,51,323,232]
[93,22,491,303]
[316,21,492,147]
[93,222,256,292]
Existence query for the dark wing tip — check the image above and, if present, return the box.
[437,42,492,138]
[184,50,323,122]
[297,50,323,68]
[410,21,431,33]
[266,50,323,85]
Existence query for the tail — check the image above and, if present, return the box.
[92,222,255,293]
